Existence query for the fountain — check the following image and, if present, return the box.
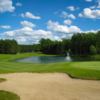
[65,52,72,61]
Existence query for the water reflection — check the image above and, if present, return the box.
[65,52,72,61]
[16,55,99,64]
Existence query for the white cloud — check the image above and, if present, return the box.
[97,0,100,8]
[21,12,41,19]
[47,20,80,33]
[5,31,15,37]
[67,6,77,11]
[68,14,76,19]
[79,8,100,19]
[82,29,99,33]
[89,5,96,9]
[20,21,36,28]
[69,26,81,33]
[89,0,100,9]
[4,26,53,44]
[47,20,69,33]
[64,19,72,25]
[60,11,68,18]
[2,20,81,44]
[16,2,22,7]
[61,11,76,19]
[0,0,15,13]
[0,25,11,29]
[85,0,92,2]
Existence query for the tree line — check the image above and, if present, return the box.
[0,40,34,54]
[0,40,18,54]
[38,31,100,55]
[0,31,100,55]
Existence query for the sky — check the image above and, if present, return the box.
[0,0,100,44]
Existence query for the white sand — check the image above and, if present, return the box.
[0,73,100,100]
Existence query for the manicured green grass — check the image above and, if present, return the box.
[0,53,100,80]
[0,52,47,62]
[0,90,20,100]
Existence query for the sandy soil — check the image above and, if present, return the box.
[0,73,100,100]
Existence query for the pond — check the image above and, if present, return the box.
[16,55,99,63]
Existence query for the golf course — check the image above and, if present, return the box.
[1,0,100,99]
[0,53,100,80]
[0,53,100,100]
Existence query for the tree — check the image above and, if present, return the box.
[62,39,71,54]
[90,45,97,55]
[39,38,70,55]
[96,31,100,53]
[33,44,41,52]
[19,45,34,53]
[70,33,96,55]
[0,40,18,54]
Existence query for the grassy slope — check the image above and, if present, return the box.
[0,90,20,100]
[0,53,100,80]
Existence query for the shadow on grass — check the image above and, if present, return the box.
[0,90,20,100]
[0,78,6,83]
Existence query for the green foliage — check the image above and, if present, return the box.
[39,38,70,55]
[0,40,18,54]
[0,40,35,54]
[0,90,20,100]
[19,45,34,53]
[37,32,98,55]
[90,45,97,55]
[96,31,100,53]
[0,31,100,56]
[70,33,96,55]
[33,44,41,52]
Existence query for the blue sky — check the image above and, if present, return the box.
[0,0,100,44]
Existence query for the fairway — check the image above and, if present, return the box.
[0,53,100,80]
[1,0,100,100]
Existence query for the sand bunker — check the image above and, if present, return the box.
[0,73,100,100]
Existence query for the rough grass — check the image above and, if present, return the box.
[0,53,100,80]
[0,90,20,100]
